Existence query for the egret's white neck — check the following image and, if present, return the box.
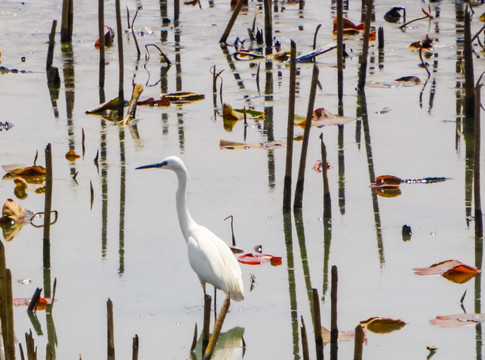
[174,168,197,241]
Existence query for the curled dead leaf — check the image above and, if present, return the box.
[65,149,80,161]
[360,317,406,334]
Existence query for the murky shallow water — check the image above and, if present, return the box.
[0,0,485,359]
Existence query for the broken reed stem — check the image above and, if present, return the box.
[357,0,374,93]
[294,64,319,210]
[27,288,42,313]
[190,323,198,352]
[312,288,323,360]
[353,324,364,360]
[122,84,144,125]
[312,24,321,51]
[320,133,331,219]
[61,0,73,42]
[98,0,105,89]
[202,294,212,353]
[46,343,54,360]
[115,0,125,119]
[4,269,15,359]
[464,10,475,119]
[0,242,7,359]
[47,278,57,314]
[474,80,483,238]
[283,40,296,212]
[107,298,115,360]
[46,20,57,70]
[220,0,246,44]
[300,316,310,360]
[330,265,338,360]
[378,26,384,50]
[336,0,344,105]
[25,329,36,360]
[132,334,139,360]
[43,143,53,269]
[263,0,273,55]
[130,8,141,58]
[203,294,231,360]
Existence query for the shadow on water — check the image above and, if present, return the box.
[357,92,384,266]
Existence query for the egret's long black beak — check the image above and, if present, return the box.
[136,161,167,170]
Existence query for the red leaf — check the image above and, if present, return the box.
[238,253,282,266]
[95,26,115,48]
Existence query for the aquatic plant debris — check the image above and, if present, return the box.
[413,259,480,284]
[220,139,286,150]
[294,108,357,128]
[238,252,282,266]
[360,317,406,334]
[95,26,114,48]
[371,175,452,188]
[430,313,485,328]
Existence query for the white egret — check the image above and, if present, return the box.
[136,156,244,302]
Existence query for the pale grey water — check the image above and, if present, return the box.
[0,0,484,359]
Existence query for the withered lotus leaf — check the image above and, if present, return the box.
[1,198,31,223]
[86,97,126,114]
[220,139,286,150]
[395,76,421,84]
[2,165,46,184]
[295,108,356,129]
[430,313,485,328]
[332,17,365,35]
[95,26,115,48]
[321,326,359,343]
[371,175,402,188]
[137,96,171,107]
[238,253,282,266]
[360,317,406,334]
[442,265,480,284]
[164,91,205,105]
[413,259,475,276]
[65,149,80,161]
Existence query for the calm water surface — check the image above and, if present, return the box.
[0,0,484,359]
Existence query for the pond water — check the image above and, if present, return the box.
[1,0,485,359]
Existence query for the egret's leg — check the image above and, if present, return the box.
[213,286,218,318]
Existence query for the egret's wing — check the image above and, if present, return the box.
[187,226,244,301]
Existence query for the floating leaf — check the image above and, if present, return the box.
[442,264,480,284]
[395,76,421,84]
[137,96,171,107]
[480,12,485,22]
[86,97,127,114]
[321,326,360,343]
[220,139,286,150]
[332,17,365,35]
[164,91,205,105]
[233,50,265,61]
[65,149,80,161]
[238,253,282,266]
[371,175,402,188]
[3,165,46,184]
[413,259,474,275]
[13,297,55,311]
[1,198,32,223]
[295,108,356,129]
[360,317,406,334]
[413,260,480,284]
[430,313,485,328]
[375,187,402,198]
[384,7,405,23]
[95,26,115,48]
